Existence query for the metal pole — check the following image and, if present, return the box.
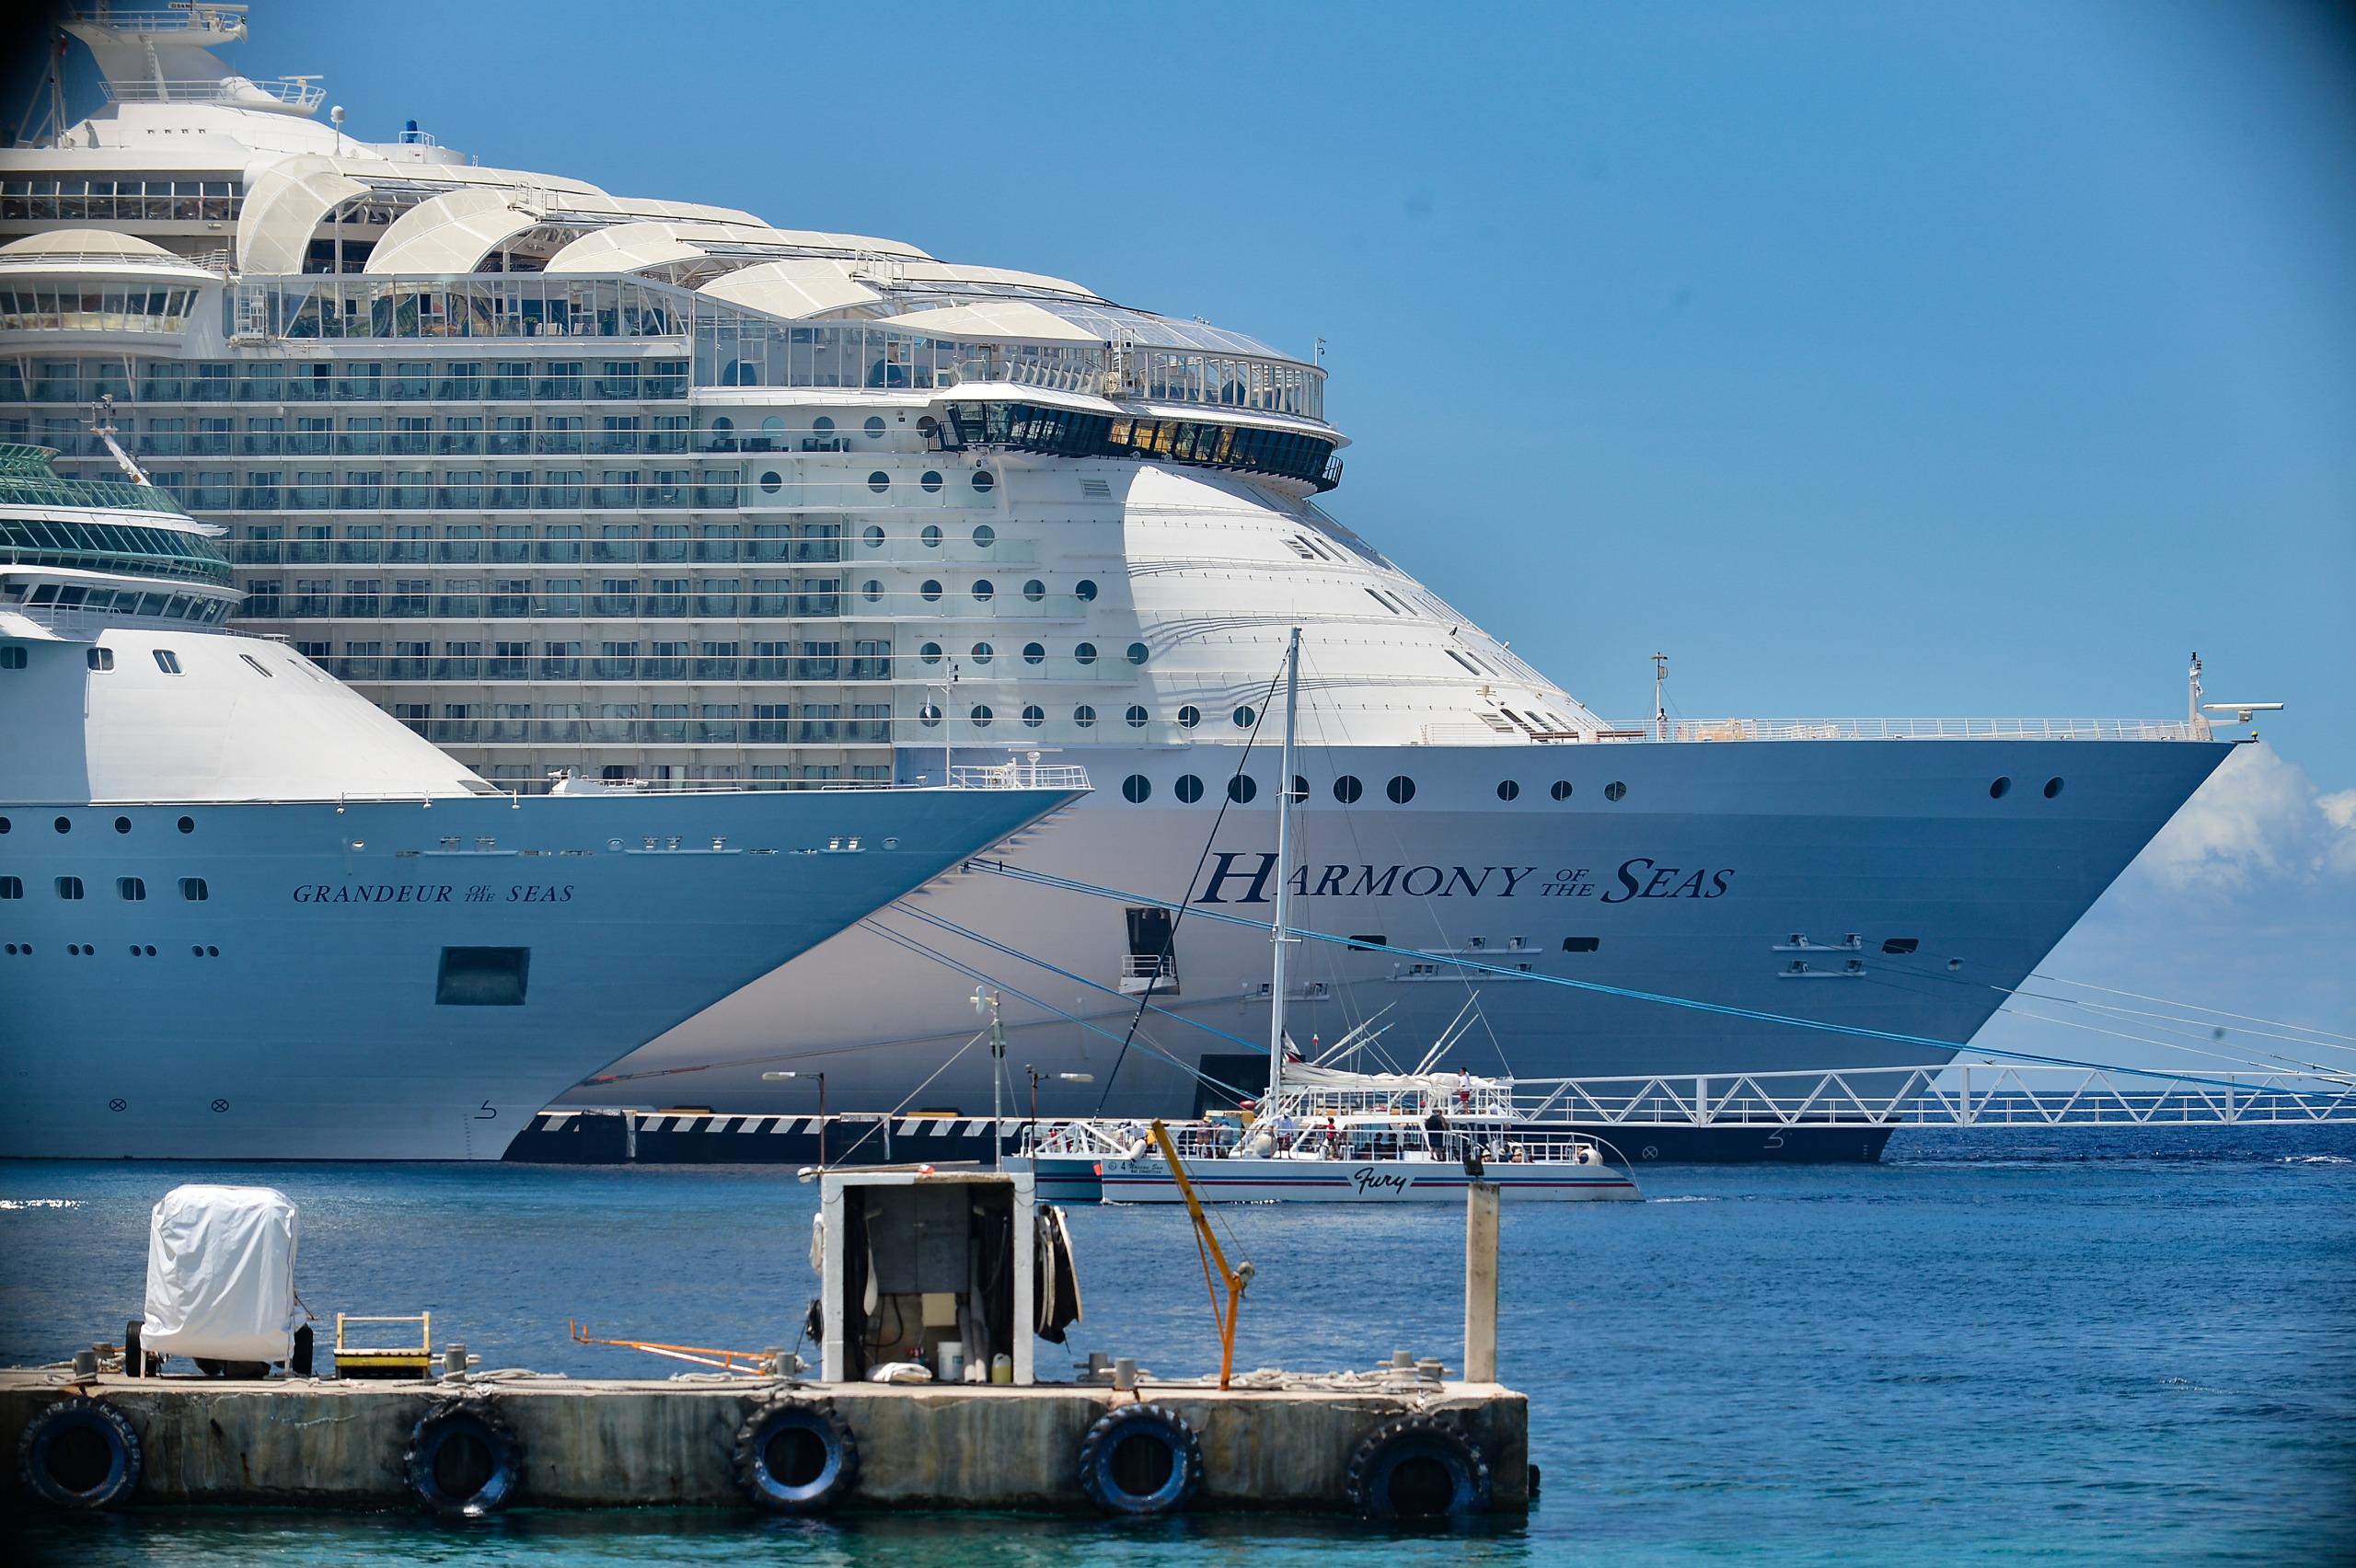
[1267,628,1300,1111]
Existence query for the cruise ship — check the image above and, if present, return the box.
[0,7,2234,1145]
[0,431,1083,1159]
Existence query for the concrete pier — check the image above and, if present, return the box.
[1,1371,1529,1515]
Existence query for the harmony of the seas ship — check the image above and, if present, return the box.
[0,6,2235,1151]
[0,437,1084,1159]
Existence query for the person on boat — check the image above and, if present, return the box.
[1424,1106,1451,1159]
[1455,1067,1473,1111]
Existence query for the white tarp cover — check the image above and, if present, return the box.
[140,1185,302,1362]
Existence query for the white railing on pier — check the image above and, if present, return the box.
[1504,1065,2353,1127]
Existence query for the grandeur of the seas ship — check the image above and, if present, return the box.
[0,434,1082,1159]
[0,7,2234,1155]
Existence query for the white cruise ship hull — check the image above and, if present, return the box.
[0,788,1076,1159]
[570,733,2233,1119]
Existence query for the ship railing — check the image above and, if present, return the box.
[1500,1065,2356,1127]
[97,76,326,112]
[1572,718,2203,743]
[947,762,1091,790]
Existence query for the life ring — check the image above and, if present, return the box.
[1345,1412,1492,1517]
[403,1396,522,1516]
[1077,1402,1201,1514]
[733,1395,858,1513]
[16,1397,142,1509]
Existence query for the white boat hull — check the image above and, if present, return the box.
[1097,1155,1639,1203]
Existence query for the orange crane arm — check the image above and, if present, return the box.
[1150,1119,1251,1389]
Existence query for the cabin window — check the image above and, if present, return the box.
[1122,775,1152,803]
[117,877,145,901]
[1125,705,1149,728]
[87,648,114,671]
[1334,776,1363,803]
[1563,937,1600,953]
[1177,706,1201,729]
[1173,775,1205,803]
[179,878,208,901]
[1882,939,1920,955]
[1989,777,2011,799]
[1496,780,1520,801]
[152,649,181,674]
[1551,780,1573,801]
[1604,781,1626,801]
[867,470,890,493]
[1073,706,1096,728]
[0,877,20,898]
[55,877,83,899]
[1387,776,1417,804]
[920,472,942,493]
[973,525,996,549]
[1227,776,1258,804]
[2044,778,2065,799]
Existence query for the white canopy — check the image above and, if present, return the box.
[363,186,540,275]
[140,1185,303,1364]
[876,298,1106,344]
[235,154,370,275]
[698,258,882,319]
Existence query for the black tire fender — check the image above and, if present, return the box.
[1077,1401,1202,1515]
[733,1395,857,1513]
[16,1397,142,1510]
[1345,1412,1492,1517]
[403,1395,521,1516]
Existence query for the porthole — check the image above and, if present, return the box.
[1126,642,1149,665]
[1989,777,2011,800]
[862,525,884,548]
[1125,705,1149,728]
[919,642,943,664]
[1174,774,1205,803]
[1232,706,1256,728]
[1022,579,1045,603]
[1286,775,1309,803]
[1074,705,1096,728]
[970,641,993,664]
[1177,706,1202,729]
[114,816,132,834]
[972,469,995,492]
[920,471,943,493]
[1386,776,1416,804]
[1022,705,1045,727]
[814,416,836,439]
[1022,642,1045,664]
[1075,579,1098,603]
[973,525,997,549]
[862,580,883,603]
[969,705,992,726]
[759,470,782,493]
[762,416,783,434]
[1604,780,1626,801]
[177,816,193,834]
[1122,774,1152,803]
[918,704,942,728]
[207,947,219,958]
[0,816,9,833]
[1334,776,1364,804]
[1550,780,1573,801]
[1228,775,1258,804]
[1496,780,1520,801]
[864,416,886,442]
[1074,642,1098,665]
[920,580,942,602]
[53,815,70,834]
[867,471,890,493]
[921,525,941,548]
[973,580,994,602]
[2043,777,2064,799]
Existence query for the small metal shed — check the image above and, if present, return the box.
[817,1170,1036,1387]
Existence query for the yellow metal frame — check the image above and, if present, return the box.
[333,1311,432,1375]
[1150,1119,1250,1390]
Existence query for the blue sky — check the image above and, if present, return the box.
[21,0,2353,1062]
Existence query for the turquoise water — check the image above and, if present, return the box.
[5,1126,2352,1566]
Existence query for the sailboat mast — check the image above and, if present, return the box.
[1268,628,1301,1109]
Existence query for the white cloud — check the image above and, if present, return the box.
[2133,743,2356,892]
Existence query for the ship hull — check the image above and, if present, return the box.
[0,788,1073,1159]
[563,734,2232,1133]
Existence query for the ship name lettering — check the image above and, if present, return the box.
[293,883,454,905]
[507,885,575,904]
[1349,1166,1409,1195]
[1601,859,1733,903]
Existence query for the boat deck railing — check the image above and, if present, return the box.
[1570,718,2207,744]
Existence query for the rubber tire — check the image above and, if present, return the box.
[1345,1412,1492,1517]
[1077,1402,1202,1515]
[403,1397,522,1517]
[17,1397,142,1509]
[733,1395,858,1513]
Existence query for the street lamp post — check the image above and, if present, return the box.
[1023,1065,1093,1168]
[761,1070,826,1169]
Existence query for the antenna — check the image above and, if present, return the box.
[2189,652,2205,739]
[1652,651,1669,741]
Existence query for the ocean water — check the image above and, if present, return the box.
[4,1125,2351,1567]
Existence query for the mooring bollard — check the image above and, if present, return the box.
[1465,1180,1499,1383]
